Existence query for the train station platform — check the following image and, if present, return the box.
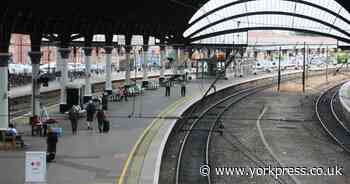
[339,81,350,127]
[0,69,319,184]
[9,70,174,98]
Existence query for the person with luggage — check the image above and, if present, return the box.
[46,127,58,162]
[181,82,186,97]
[68,105,79,135]
[96,108,105,133]
[86,100,96,130]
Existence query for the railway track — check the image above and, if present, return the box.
[316,83,350,152]
[8,74,168,119]
[176,84,269,184]
[9,82,106,119]
[160,70,340,184]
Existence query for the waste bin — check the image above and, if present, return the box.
[102,92,108,110]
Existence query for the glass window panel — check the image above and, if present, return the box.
[186,0,350,41]
[192,14,350,40]
[189,0,240,23]
[186,0,348,37]
[339,8,350,22]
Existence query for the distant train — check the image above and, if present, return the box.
[8,63,108,74]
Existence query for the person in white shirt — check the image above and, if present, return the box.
[40,103,49,122]
[7,124,17,135]
[7,124,25,148]
[40,103,50,136]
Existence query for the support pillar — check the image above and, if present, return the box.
[0,53,10,129]
[125,46,131,85]
[104,46,113,94]
[83,47,92,103]
[28,51,43,116]
[160,45,166,78]
[58,48,71,113]
[143,46,149,81]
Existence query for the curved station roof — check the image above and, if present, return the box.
[1,0,350,46]
[183,0,350,44]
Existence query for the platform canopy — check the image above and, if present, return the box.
[1,0,350,45]
[183,0,350,44]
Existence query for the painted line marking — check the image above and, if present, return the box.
[256,105,301,184]
[117,95,192,184]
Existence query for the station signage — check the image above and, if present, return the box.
[25,152,47,183]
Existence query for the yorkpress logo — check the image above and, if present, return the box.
[200,165,211,177]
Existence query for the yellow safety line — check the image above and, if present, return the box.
[117,96,192,184]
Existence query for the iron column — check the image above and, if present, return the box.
[104,46,113,93]
[28,51,43,116]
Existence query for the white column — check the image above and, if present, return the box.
[160,46,165,78]
[104,46,113,92]
[125,47,131,85]
[0,53,10,129]
[58,48,70,112]
[143,46,148,80]
[186,49,192,73]
[177,48,181,74]
[83,47,92,102]
[28,51,42,116]
[56,47,61,80]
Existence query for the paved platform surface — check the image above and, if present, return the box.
[0,69,330,184]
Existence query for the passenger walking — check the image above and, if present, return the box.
[68,106,79,135]
[123,87,128,101]
[86,100,96,130]
[96,108,106,133]
[181,82,186,97]
[165,81,171,96]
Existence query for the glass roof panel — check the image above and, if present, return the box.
[190,0,348,24]
[191,14,350,40]
[189,0,239,24]
[185,0,350,42]
[184,0,349,38]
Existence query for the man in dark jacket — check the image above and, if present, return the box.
[86,101,96,130]
[47,128,58,162]
[68,106,79,135]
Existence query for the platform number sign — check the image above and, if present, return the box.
[25,152,47,183]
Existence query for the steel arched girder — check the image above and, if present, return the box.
[189,0,350,28]
[189,27,350,44]
[188,11,350,40]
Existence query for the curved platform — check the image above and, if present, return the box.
[339,81,350,126]
[0,68,339,184]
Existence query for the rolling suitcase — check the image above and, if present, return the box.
[103,120,110,133]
